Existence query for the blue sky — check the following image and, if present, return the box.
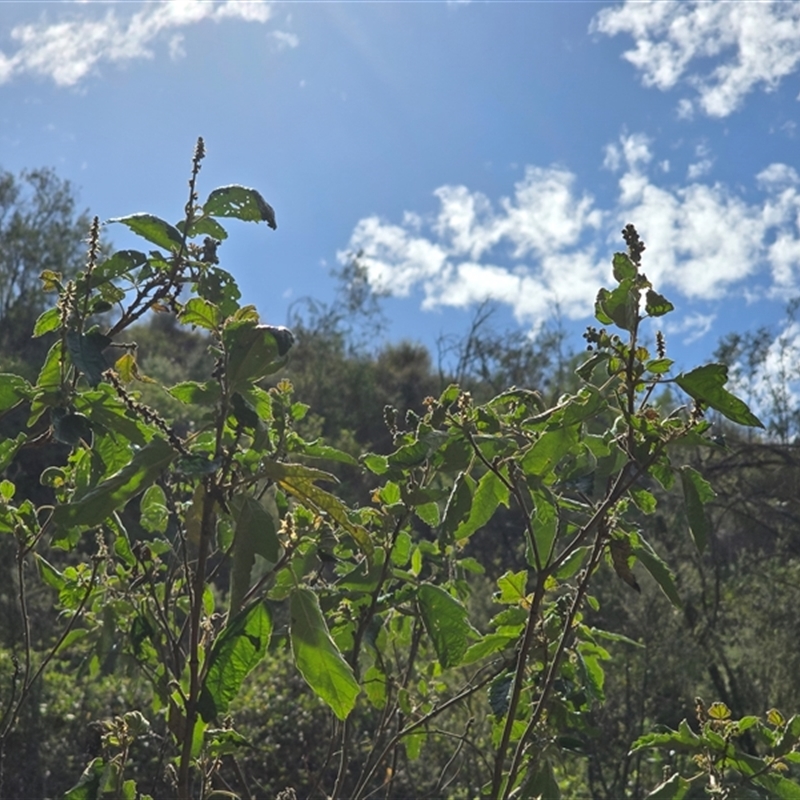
[3,1,800,393]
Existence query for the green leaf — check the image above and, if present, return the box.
[521,426,578,477]
[680,466,715,552]
[418,584,474,669]
[532,490,558,565]
[613,252,636,281]
[0,374,32,412]
[461,633,516,665]
[198,601,272,722]
[646,358,673,375]
[168,380,221,406]
[645,290,675,318]
[52,409,92,446]
[676,364,764,428]
[35,554,65,591]
[290,587,359,720]
[109,213,183,251]
[92,250,147,285]
[179,297,221,331]
[0,433,26,472]
[229,494,279,613]
[204,185,277,229]
[631,534,682,609]
[644,773,690,800]
[442,472,474,537]
[33,307,60,337]
[51,437,175,536]
[66,330,111,388]
[575,351,610,381]
[453,470,509,541]
[139,484,169,534]
[496,570,528,604]
[362,453,389,475]
[298,441,358,466]
[595,279,638,331]
[519,759,561,800]
[63,757,105,800]
[183,215,228,241]
[223,321,294,390]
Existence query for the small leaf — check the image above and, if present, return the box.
[645,290,675,318]
[179,297,221,331]
[496,570,528,605]
[140,484,169,534]
[204,185,277,229]
[676,364,764,428]
[198,601,272,722]
[168,381,221,406]
[613,252,636,281]
[109,213,183,251]
[418,584,474,669]
[33,307,61,337]
[114,353,136,384]
[680,466,715,552]
[631,534,682,608]
[290,587,360,720]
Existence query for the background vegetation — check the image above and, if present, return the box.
[1,154,799,800]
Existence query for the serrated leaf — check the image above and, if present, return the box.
[496,570,528,604]
[184,215,228,241]
[92,250,147,285]
[418,584,474,668]
[114,353,136,384]
[521,426,578,477]
[461,633,516,665]
[109,213,183,251]
[168,380,221,406]
[197,601,272,722]
[676,364,764,428]
[442,471,474,537]
[645,290,675,318]
[680,466,715,552]
[575,351,610,381]
[290,588,359,720]
[595,279,638,331]
[179,297,221,331]
[204,185,276,229]
[453,470,508,541]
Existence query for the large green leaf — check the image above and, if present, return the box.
[204,185,277,229]
[223,321,294,391]
[229,494,279,613]
[63,757,105,800]
[179,297,221,331]
[290,588,359,720]
[453,470,509,541]
[676,364,764,428]
[680,466,715,552]
[198,601,272,722]
[109,213,183,252]
[51,437,175,536]
[521,426,578,477]
[418,584,474,669]
[441,472,474,537]
[66,330,111,387]
[595,279,638,331]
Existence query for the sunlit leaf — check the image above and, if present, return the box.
[680,466,715,552]
[290,587,359,720]
[66,330,111,387]
[109,213,183,252]
[418,584,474,669]
[204,185,277,229]
[198,601,272,722]
[454,470,509,541]
[676,364,764,428]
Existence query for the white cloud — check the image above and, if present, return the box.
[0,1,273,87]
[663,311,716,345]
[592,1,800,117]
[687,159,712,180]
[270,30,299,51]
[340,133,800,328]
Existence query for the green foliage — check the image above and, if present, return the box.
[0,151,783,800]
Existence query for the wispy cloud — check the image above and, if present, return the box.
[0,1,274,87]
[592,1,800,117]
[340,133,800,333]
